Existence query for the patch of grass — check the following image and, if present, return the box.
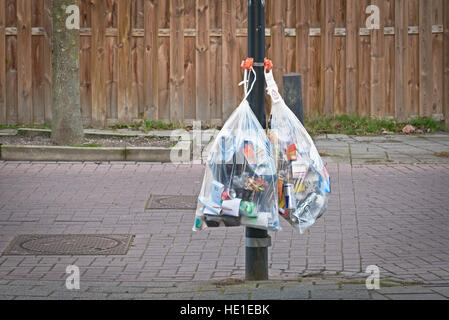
[297,277,303,283]
[70,143,102,148]
[304,114,446,136]
[0,124,19,130]
[435,151,449,158]
[143,119,182,131]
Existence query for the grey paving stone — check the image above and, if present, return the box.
[385,293,447,300]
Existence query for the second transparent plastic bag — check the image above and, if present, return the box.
[193,69,280,232]
[265,69,331,234]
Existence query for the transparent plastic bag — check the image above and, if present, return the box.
[265,69,331,234]
[193,68,280,232]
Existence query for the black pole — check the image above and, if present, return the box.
[246,0,270,281]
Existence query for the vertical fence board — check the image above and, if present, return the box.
[170,0,184,122]
[91,0,106,128]
[196,0,210,123]
[0,0,5,124]
[334,0,345,115]
[444,0,449,127]
[17,0,32,125]
[209,0,222,124]
[408,0,419,117]
[395,0,408,122]
[32,0,44,125]
[79,0,91,126]
[117,0,132,123]
[432,0,443,116]
[296,0,310,115]
[285,0,296,74]
[321,0,335,115]
[144,0,158,120]
[158,0,170,121]
[132,0,144,120]
[419,0,433,117]
[358,0,370,116]
[43,0,51,124]
[222,0,237,120]
[183,0,195,122]
[271,0,285,93]
[309,0,321,116]
[346,0,358,115]
[105,0,117,120]
[370,0,385,118]
[384,0,395,117]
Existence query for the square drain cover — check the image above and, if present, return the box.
[146,194,198,210]
[3,234,134,256]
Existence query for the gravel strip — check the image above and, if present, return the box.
[0,135,173,148]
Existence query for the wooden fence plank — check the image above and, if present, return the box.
[158,0,170,121]
[395,0,408,122]
[144,0,158,120]
[432,0,443,117]
[117,0,132,123]
[17,0,32,125]
[271,0,285,94]
[444,0,449,127]
[170,0,184,122]
[370,0,385,118]
[91,0,106,128]
[345,0,358,115]
[296,0,310,115]
[419,0,433,117]
[31,0,44,125]
[195,0,210,123]
[0,0,5,124]
[222,0,237,120]
[184,0,195,122]
[43,0,51,124]
[321,0,335,115]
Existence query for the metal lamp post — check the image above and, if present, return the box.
[245,0,271,281]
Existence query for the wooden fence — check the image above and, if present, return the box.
[0,0,448,128]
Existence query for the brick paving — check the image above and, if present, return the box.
[0,134,449,299]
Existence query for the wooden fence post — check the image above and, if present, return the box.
[17,0,32,125]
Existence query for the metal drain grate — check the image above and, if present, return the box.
[145,194,198,210]
[3,234,134,256]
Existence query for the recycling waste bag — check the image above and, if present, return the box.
[193,67,280,232]
[265,69,331,234]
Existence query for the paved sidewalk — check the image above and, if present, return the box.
[0,134,448,300]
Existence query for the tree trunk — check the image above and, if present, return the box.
[51,0,83,145]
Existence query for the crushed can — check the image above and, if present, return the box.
[284,183,296,209]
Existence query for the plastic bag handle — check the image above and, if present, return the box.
[264,69,281,103]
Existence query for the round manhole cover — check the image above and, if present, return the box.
[147,195,198,209]
[3,234,134,256]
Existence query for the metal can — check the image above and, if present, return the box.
[284,183,296,209]
[193,216,203,231]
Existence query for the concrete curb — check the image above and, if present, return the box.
[0,143,191,163]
